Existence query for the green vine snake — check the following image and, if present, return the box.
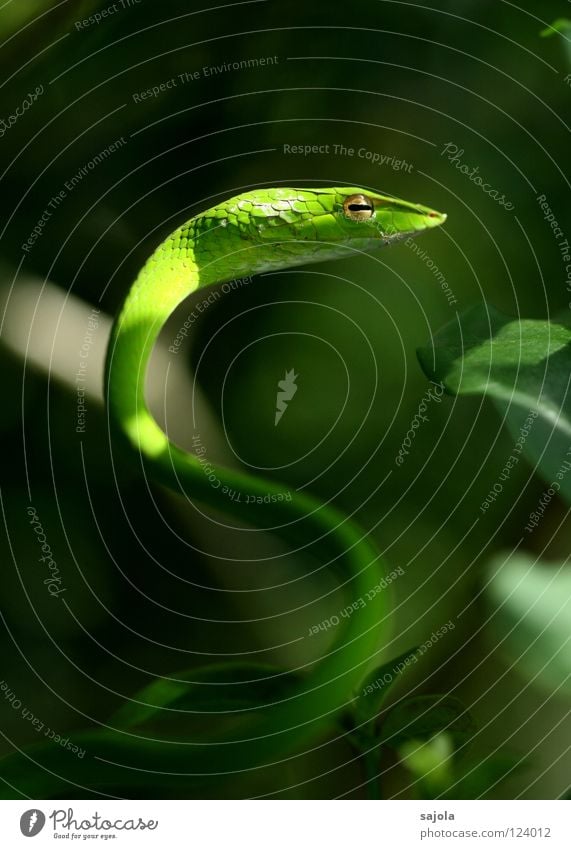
[1,187,445,798]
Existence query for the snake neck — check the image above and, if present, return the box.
[105,250,196,455]
[105,207,349,455]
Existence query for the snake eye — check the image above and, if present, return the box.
[343,194,375,220]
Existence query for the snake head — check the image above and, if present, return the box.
[241,187,446,256]
[190,187,446,282]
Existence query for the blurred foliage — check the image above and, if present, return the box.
[399,733,525,801]
[418,304,571,503]
[487,552,571,697]
[541,19,571,38]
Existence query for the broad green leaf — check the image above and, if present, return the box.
[486,552,571,695]
[380,695,476,750]
[112,662,300,739]
[417,304,571,503]
[0,664,301,799]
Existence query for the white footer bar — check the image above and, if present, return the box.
[0,799,568,847]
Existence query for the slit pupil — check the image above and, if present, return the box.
[348,204,372,211]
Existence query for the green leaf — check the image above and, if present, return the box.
[380,695,476,750]
[417,304,571,503]
[350,648,420,732]
[0,664,302,800]
[540,19,571,38]
[486,552,571,695]
[112,662,300,739]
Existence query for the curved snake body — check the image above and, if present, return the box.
[1,186,445,797]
